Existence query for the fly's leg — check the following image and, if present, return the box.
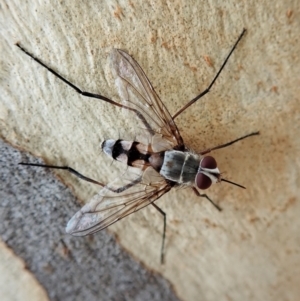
[192,187,222,211]
[172,29,247,119]
[16,44,154,136]
[200,131,259,155]
[151,202,166,264]
[19,162,141,193]
[19,162,106,186]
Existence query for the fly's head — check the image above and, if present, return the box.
[196,156,220,190]
[196,156,246,190]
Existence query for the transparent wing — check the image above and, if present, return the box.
[110,49,184,151]
[66,167,172,236]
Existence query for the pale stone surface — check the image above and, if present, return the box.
[0,240,49,301]
[1,1,299,301]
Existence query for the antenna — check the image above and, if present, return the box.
[221,178,246,189]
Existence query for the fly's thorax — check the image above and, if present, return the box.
[159,150,221,189]
[160,150,200,184]
[101,139,151,168]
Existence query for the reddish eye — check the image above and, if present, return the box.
[200,156,217,169]
[196,173,212,190]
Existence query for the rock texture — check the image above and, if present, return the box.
[1,1,299,301]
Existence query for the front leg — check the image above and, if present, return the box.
[192,187,222,211]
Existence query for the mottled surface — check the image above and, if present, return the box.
[1,0,300,300]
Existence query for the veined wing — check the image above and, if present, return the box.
[110,49,184,151]
[66,167,172,236]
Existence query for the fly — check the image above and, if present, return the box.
[17,28,259,264]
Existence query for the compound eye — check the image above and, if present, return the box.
[200,156,217,169]
[196,173,212,190]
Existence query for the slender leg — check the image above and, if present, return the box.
[151,202,166,264]
[172,29,247,120]
[19,162,141,193]
[192,187,222,211]
[200,131,259,155]
[16,43,154,135]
